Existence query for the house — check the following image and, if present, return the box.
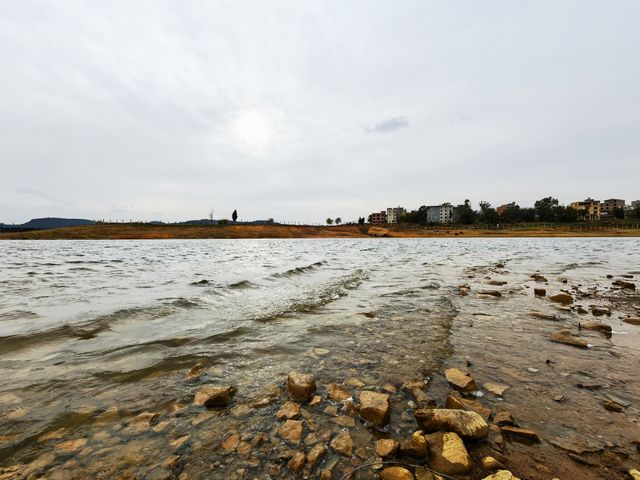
[600,199,625,218]
[368,211,387,225]
[386,207,406,224]
[570,198,601,220]
[496,203,516,216]
[426,204,455,224]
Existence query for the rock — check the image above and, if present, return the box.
[287,372,317,402]
[444,368,477,392]
[576,306,588,314]
[399,431,428,457]
[276,402,301,420]
[568,453,598,466]
[484,382,509,396]
[624,318,640,325]
[309,395,322,406]
[591,306,611,316]
[482,456,504,469]
[323,405,339,416]
[169,435,190,450]
[479,290,502,297]
[330,431,353,457]
[580,321,612,333]
[629,469,640,480]
[425,431,471,474]
[550,293,573,305]
[482,471,521,480]
[320,470,332,480]
[307,444,326,469]
[603,400,623,412]
[613,280,635,290]
[280,420,303,445]
[368,226,390,237]
[55,438,87,453]
[549,330,589,348]
[500,425,540,442]
[493,410,514,426]
[534,288,546,297]
[380,466,414,480]
[193,386,237,407]
[237,441,252,459]
[412,389,437,408]
[327,384,352,402]
[415,409,489,439]
[488,425,505,450]
[221,433,240,453]
[528,311,557,321]
[530,274,548,282]
[332,416,356,428]
[125,412,160,433]
[487,280,507,286]
[287,452,305,475]
[186,363,204,380]
[376,438,400,458]
[604,393,631,408]
[345,378,366,388]
[162,455,180,470]
[358,391,391,427]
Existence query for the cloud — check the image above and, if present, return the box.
[365,116,410,134]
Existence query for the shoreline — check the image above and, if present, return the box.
[1,223,640,240]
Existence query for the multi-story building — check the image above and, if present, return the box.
[426,204,454,224]
[570,198,601,220]
[386,207,406,224]
[632,200,640,209]
[600,199,625,218]
[368,211,387,225]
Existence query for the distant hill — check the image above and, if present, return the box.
[19,218,95,230]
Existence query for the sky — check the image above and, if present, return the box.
[1,0,639,224]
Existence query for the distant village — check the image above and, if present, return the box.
[365,198,640,225]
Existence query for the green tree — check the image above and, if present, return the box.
[455,199,476,224]
[479,201,499,224]
[358,217,365,225]
[335,217,342,225]
[613,207,625,219]
[534,197,559,222]
[326,218,333,225]
[232,210,238,222]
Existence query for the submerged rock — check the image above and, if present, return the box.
[484,382,510,396]
[276,402,301,420]
[186,363,204,380]
[482,456,504,470]
[415,409,489,439]
[399,431,428,457]
[530,274,548,282]
[380,466,414,480]
[358,391,391,427]
[444,368,477,392]
[327,384,352,402]
[280,420,303,445]
[287,452,305,475]
[425,431,471,474]
[375,438,400,458]
[193,386,237,407]
[330,431,353,457]
[307,444,326,469]
[287,371,317,402]
[500,425,540,442]
[550,293,573,305]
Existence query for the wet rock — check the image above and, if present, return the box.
[55,438,87,453]
[576,306,588,314]
[488,425,505,450]
[415,468,445,480]
[550,293,573,305]
[376,438,400,458]
[309,395,322,406]
[624,318,640,325]
[549,330,589,348]
[479,290,502,297]
[327,384,352,402]
[482,456,504,469]
[613,280,635,290]
[320,470,333,480]
[580,321,612,333]
[280,420,304,445]
[345,377,366,388]
[446,392,491,420]
[380,466,414,480]
[603,400,623,412]
[193,386,237,407]
[169,435,190,450]
[629,469,640,480]
[251,432,269,447]
[482,471,521,480]
[590,306,611,316]
[330,431,353,457]
[332,416,356,428]
[425,431,471,474]
[500,426,540,442]
[415,409,489,439]
[484,382,509,396]
[487,280,507,286]
[161,455,180,470]
[534,288,546,297]
[237,441,252,459]
[530,274,548,282]
[342,399,358,416]
[359,391,391,427]
[287,452,306,475]
[221,433,240,453]
[287,371,317,402]
[95,406,119,424]
[604,393,631,408]
[568,453,598,466]
[307,444,326,469]
[444,368,477,392]
[323,405,339,416]
[412,389,437,408]
[186,363,204,380]
[399,430,428,457]
[38,428,67,442]
[528,311,557,321]
[493,410,514,426]
[125,412,160,433]
[276,402,301,420]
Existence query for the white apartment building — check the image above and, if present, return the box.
[426,204,455,224]
[386,207,406,224]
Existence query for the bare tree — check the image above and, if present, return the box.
[209,209,214,224]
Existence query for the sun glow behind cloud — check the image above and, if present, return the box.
[230,110,276,156]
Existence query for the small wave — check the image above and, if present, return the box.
[271,260,328,278]
[227,280,256,289]
[0,310,39,321]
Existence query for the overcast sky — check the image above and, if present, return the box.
[1,1,639,223]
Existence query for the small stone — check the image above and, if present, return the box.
[500,425,540,442]
[624,318,640,325]
[330,430,353,457]
[193,386,237,407]
[603,400,623,412]
[359,391,391,427]
[375,438,400,458]
[399,431,428,457]
[482,456,504,470]
[162,455,180,470]
[169,435,190,450]
[590,307,611,316]
[479,290,502,297]
[629,469,640,480]
[125,412,160,433]
[237,441,251,459]
[534,288,546,297]
[323,405,339,416]
[186,363,204,380]
[276,402,301,420]
[320,470,332,480]
[307,444,326,469]
[550,293,573,305]
[550,330,589,348]
[287,452,305,475]
[482,471,521,480]
[287,371,317,402]
[327,384,352,402]
[380,466,414,480]
[309,396,322,406]
[445,368,477,392]
[530,274,548,282]
[221,433,240,453]
[55,438,87,453]
[280,420,303,445]
[493,410,514,426]
[415,409,489,439]
[612,280,635,290]
[484,383,509,396]
[425,431,471,474]
[332,416,356,428]
[345,378,366,388]
[580,321,612,333]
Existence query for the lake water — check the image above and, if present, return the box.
[1,238,639,479]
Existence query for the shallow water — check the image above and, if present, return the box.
[0,238,639,479]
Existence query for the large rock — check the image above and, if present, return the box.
[193,386,237,407]
[359,391,391,427]
[415,409,489,439]
[580,321,612,333]
[327,384,352,402]
[482,470,521,480]
[287,371,316,402]
[330,431,353,456]
[500,425,540,442]
[549,330,589,348]
[444,368,477,392]
[399,431,428,457]
[550,293,573,305]
[368,227,390,237]
[425,431,471,474]
[380,466,414,480]
[613,280,635,290]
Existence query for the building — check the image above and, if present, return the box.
[600,199,625,218]
[426,204,455,224]
[368,211,387,225]
[570,198,601,220]
[496,203,516,216]
[632,200,640,209]
[386,207,406,224]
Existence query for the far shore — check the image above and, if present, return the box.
[1,223,640,240]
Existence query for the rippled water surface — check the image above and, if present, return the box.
[1,238,639,479]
